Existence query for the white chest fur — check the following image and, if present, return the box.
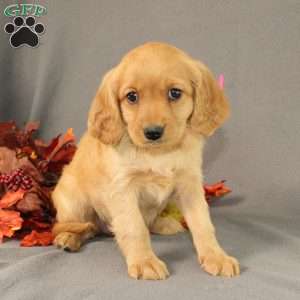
[113,134,204,226]
[136,165,176,226]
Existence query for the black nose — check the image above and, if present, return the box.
[144,126,164,141]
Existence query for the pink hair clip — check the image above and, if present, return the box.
[218,74,224,90]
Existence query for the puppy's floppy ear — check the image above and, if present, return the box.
[87,68,124,144]
[189,61,230,137]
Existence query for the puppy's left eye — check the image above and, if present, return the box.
[168,88,182,101]
[126,91,138,104]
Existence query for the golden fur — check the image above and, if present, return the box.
[52,42,239,280]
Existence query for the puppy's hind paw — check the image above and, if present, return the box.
[54,232,82,252]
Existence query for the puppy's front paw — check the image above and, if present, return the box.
[199,251,240,277]
[54,232,81,252]
[128,255,170,280]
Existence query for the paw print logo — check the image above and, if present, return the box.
[4,16,45,48]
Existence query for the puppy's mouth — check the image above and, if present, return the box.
[130,135,166,149]
[144,139,164,147]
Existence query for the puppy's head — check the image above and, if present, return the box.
[88,42,230,148]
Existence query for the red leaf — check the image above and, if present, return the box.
[0,209,23,242]
[215,186,231,197]
[15,191,44,213]
[0,147,19,173]
[24,121,40,133]
[19,146,35,156]
[48,128,75,159]
[0,122,77,245]
[0,122,18,149]
[36,135,60,160]
[43,129,77,174]
[204,181,232,199]
[14,217,53,240]
[50,144,76,163]
[0,189,25,208]
[0,121,16,133]
[22,218,52,230]
[20,230,54,247]
[34,128,76,170]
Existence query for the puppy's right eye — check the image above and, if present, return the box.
[168,88,182,101]
[126,91,138,104]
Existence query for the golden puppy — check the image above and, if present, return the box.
[52,42,240,280]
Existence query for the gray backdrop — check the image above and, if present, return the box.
[0,1,299,299]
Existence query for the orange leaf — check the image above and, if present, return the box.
[0,209,23,242]
[20,230,54,247]
[204,181,231,198]
[30,151,37,160]
[63,128,75,143]
[0,189,25,208]
[215,186,231,197]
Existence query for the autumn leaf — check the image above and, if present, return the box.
[18,145,35,157]
[160,202,183,222]
[215,186,231,197]
[35,135,60,160]
[47,146,76,174]
[0,189,25,208]
[204,181,231,199]
[0,121,18,149]
[46,129,76,174]
[22,218,52,230]
[64,128,75,143]
[24,121,40,134]
[16,191,44,213]
[0,147,19,173]
[20,230,54,247]
[0,123,78,245]
[14,215,53,240]
[0,209,23,242]
[51,143,76,162]
[0,121,16,134]
[47,128,75,161]
[34,128,76,175]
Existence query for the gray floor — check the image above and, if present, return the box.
[1,210,299,300]
[1,1,300,299]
